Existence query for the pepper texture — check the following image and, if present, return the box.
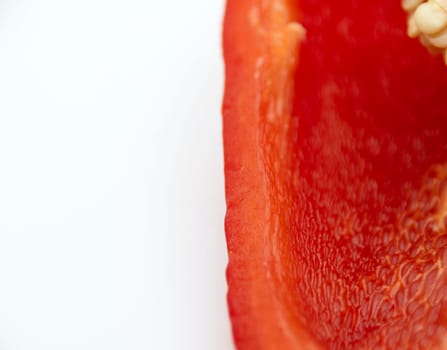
[223,1,447,349]
[223,0,315,349]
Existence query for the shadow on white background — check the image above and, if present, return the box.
[0,0,233,349]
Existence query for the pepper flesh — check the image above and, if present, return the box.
[223,1,447,349]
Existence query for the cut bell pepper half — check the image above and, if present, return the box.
[222,0,447,349]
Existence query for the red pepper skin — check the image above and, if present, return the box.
[223,1,447,350]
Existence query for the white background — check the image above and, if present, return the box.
[0,0,233,349]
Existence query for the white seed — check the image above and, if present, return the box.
[402,0,425,12]
[420,34,443,53]
[414,1,447,35]
[434,0,447,12]
[408,12,421,37]
[420,34,431,47]
[402,0,447,64]
[427,26,447,47]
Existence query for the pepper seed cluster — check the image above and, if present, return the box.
[403,0,447,63]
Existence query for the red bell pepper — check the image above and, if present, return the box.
[222,1,447,349]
